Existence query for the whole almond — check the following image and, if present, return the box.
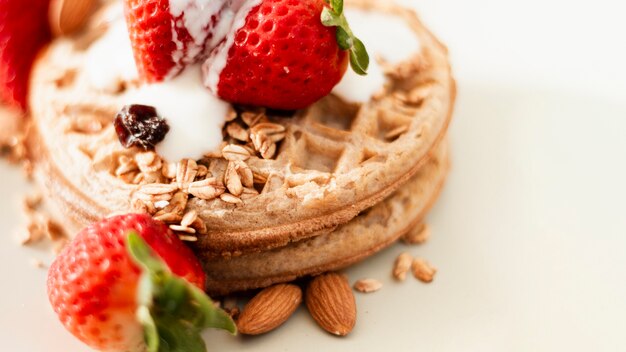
[49,0,95,36]
[306,273,356,336]
[237,284,302,335]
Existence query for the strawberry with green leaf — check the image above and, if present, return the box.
[321,0,369,75]
[203,0,370,110]
[47,214,235,352]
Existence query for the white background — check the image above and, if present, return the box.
[1,0,625,351]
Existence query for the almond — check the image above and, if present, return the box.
[49,0,95,36]
[237,284,302,335]
[305,273,356,336]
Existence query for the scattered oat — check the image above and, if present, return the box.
[170,224,196,234]
[138,183,178,195]
[393,252,413,281]
[115,155,138,176]
[176,159,198,189]
[241,109,266,127]
[178,234,198,242]
[180,210,198,228]
[225,107,238,122]
[189,216,207,234]
[402,223,431,245]
[411,258,437,283]
[222,144,251,161]
[353,279,383,293]
[240,187,260,200]
[153,212,182,223]
[252,172,268,185]
[220,193,243,204]
[251,132,277,159]
[135,151,162,173]
[226,122,249,142]
[225,162,243,196]
[188,178,225,200]
[250,122,286,143]
[233,160,254,187]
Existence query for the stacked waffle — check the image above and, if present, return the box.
[28,0,455,295]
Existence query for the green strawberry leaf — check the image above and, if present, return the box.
[335,27,353,50]
[349,37,369,75]
[127,233,236,352]
[331,0,343,15]
[321,0,370,75]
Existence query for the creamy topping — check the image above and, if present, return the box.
[124,65,229,162]
[168,0,228,78]
[84,21,138,92]
[333,9,422,103]
[203,0,262,93]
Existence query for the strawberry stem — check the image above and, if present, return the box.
[321,0,369,75]
[127,233,236,352]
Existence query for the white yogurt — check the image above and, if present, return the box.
[83,8,231,162]
[203,0,262,93]
[167,0,228,78]
[332,9,422,103]
[124,65,229,162]
[84,21,138,92]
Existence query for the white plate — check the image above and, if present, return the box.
[2,0,626,350]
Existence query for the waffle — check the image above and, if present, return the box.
[28,0,455,256]
[201,142,449,295]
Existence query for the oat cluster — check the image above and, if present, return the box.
[108,108,288,241]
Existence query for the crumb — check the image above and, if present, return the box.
[353,278,383,293]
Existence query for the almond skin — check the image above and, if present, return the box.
[49,0,95,36]
[306,273,356,336]
[237,284,302,335]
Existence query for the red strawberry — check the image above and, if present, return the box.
[47,214,235,352]
[203,0,369,110]
[124,0,227,82]
[0,0,52,110]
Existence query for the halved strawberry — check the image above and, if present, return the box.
[124,0,227,82]
[0,0,52,110]
[203,0,369,110]
[47,214,235,352]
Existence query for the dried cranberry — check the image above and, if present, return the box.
[114,105,169,150]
